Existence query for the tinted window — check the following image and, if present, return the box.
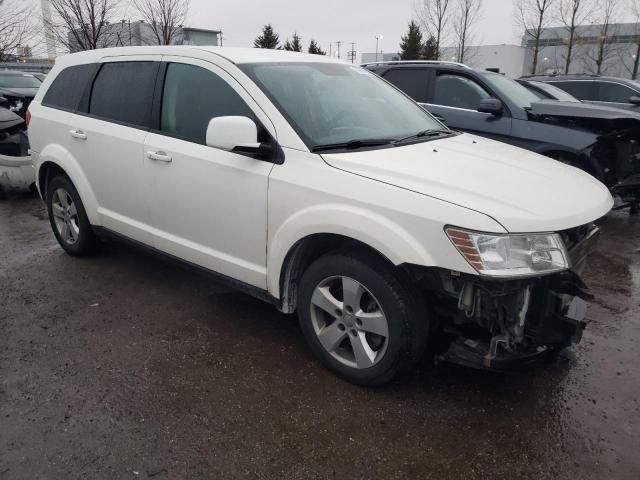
[42,64,97,111]
[553,81,593,100]
[382,68,430,103]
[433,74,491,109]
[89,62,158,128]
[597,82,639,103]
[161,63,254,144]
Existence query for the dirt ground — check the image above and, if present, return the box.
[1,193,639,480]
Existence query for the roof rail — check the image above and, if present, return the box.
[361,60,472,69]
[521,72,600,78]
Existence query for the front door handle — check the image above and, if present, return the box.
[147,151,172,163]
[69,129,87,140]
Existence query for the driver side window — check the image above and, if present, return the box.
[161,63,257,144]
[433,73,491,110]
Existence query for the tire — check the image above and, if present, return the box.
[297,249,429,386]
[46,175,98,256]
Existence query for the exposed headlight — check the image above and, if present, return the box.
[446,227,569,277]
[8,99,23,112]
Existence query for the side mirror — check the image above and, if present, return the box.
[206,116,259,151]
[477,98,504,116]
[629,96,640,106]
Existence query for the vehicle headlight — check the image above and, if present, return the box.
[8,99,23,113]
[446,227,569,277]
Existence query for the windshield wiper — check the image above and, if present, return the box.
[311,139,394,153]
[395,129,453,144]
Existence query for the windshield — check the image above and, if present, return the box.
[529,81,580,102]
[0,73,41,89]
[482,73,542,109]
[239,62,445,149]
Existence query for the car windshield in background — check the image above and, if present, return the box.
[529,81,580,102]
[0,73,41,89]
[240,62,445,150]
[483,73,542,109]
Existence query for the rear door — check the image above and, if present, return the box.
[67,57,160,245]
[423,70,512,141]
[144,57,275,289]
[550,80,596,102]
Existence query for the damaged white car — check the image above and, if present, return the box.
[0,104,32,196]
[28,47,613,385]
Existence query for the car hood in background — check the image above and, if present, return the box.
[0,107,24,130]
[529,100,640,121]
[0,87,39,98]
[322,133,613,233]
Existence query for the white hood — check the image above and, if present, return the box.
[322,134,613,233]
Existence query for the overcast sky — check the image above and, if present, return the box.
[180,0,520,58]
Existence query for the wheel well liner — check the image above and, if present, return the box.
[278,233,396,314]
[38,161,69,199]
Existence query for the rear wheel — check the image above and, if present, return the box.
[46,176,98,256]
[297,250,428,386]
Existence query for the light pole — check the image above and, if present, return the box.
[375,34,383,62]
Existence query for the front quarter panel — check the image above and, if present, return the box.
[267,148,506,298]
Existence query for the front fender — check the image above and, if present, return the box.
[267,203,473,298]
[36,144,100,225]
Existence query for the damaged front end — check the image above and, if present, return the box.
[410,224,600,370]
[0,106,32,195]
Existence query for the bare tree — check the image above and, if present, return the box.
[416,0,450,60]
[557,0,592,73]
[585,0,619,75]
[132,0,189,45]
[45,0,120,52]
[516,0,555,74]
[453,0,482,64]
[0,0,34,61]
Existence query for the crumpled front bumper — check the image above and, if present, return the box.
[440,226,600,371]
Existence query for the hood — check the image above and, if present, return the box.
[322,133,613,233]
[529,100,640,121]
[0,87,38,98]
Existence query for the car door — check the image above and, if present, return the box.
[144,57,275,289]
[422,70,512,142]
[67,57,160,245]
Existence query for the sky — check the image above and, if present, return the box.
[181,0,520,58]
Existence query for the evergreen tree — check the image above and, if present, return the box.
[399,20,423,60]
[422,35,439,60]
[308,39,326,55]
[284,32,303,52]
[254,24,280,49]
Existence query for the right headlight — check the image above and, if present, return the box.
[446,227,569,278]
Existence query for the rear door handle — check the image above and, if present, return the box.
[147,151,172,163]
[69,129,87,140]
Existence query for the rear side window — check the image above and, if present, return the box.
[382,69,430,103]
[553,81,594,101]
[160,62,255,144]
[42,64,97,111]
[433,74,491,109]
[89,62,158,128]
[597,82,638,103]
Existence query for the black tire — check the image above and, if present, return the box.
[297,249,429,386]
[46,175,98,256]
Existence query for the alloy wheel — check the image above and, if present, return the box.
[51,188,80,245]
[310,276,389,369]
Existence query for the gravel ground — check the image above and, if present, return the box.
[1,194,639,480]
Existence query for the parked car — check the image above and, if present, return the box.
[364,61,640,211]
[516,79,582,102]
[520,73,640,111]
[28,47,612,385]
[0,70,42,119]
[0,104,32,196]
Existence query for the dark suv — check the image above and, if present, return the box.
[521,73,640,111]
[364,61,640,210]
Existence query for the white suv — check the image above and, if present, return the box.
[28,47,612,385]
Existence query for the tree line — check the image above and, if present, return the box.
[253,24,325,54]
[517,0,640,77]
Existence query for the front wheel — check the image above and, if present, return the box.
[297,250,429,386]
